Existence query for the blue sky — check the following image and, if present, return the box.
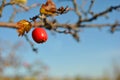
[0,0,120,77]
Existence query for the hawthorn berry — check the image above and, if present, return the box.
[32,28,48,43]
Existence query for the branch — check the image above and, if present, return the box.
[81,5,120,22]
[0,21,120,31]
[0,20,120,43]
[0,1,40,17]
[16,3,40,11]
[73,0,82,18]
[0,22,18,29]
[81,22,120,33]
[80,23,120,28]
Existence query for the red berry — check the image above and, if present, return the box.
[32,28,48,43]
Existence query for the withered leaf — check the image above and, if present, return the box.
[40,0,72,16]
[17,19,32,36]
[57,6,73,14]
[40,0,57,16]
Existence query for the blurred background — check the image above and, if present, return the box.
[0,0,120,80]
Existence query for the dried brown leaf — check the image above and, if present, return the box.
[17,19,32,36]
[40,0,57,16]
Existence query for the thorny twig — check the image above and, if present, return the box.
[0,0,120,53]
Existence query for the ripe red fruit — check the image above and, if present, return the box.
[32,28,48,43]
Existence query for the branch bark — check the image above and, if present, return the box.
[0,22,17,29]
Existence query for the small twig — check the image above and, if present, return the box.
[0,0,6,17]
[81,5,120,22]
[30,15,39,21]
[54,29,72,34]
[17,3,41,11]
[54,29,80,42]
[9,6,20,22]
[87,0,95,15]
[0,2,40,17]
[79,0,87,17]
[73,0,82,18]
[80,23,120,28]
[24,34,38,53]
